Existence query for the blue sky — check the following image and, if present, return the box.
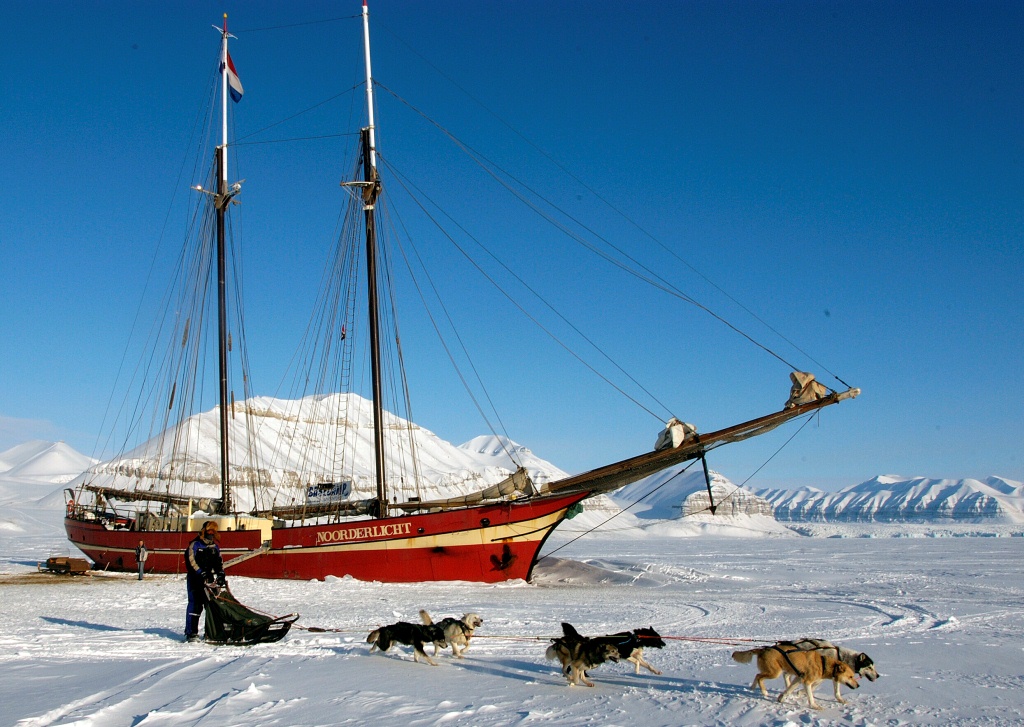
[1,1,1021,488]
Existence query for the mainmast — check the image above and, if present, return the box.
[360,0,388,517]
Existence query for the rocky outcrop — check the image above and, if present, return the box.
[682,483,773,517]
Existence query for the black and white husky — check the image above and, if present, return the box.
[588,627,667,675]
[545,622,621,687]
[367,620,448,666]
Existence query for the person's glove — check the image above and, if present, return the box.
[204,573,216,586]
[216,572,226,587]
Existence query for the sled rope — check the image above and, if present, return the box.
[284,624,774,645]
[660,635,767,646]
[220,593,779,645]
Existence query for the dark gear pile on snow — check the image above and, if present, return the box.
[203,585,299,645]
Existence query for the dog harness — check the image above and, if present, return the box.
[785,639,842,661]
[767,644,809,679]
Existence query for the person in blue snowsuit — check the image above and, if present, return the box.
[184,520,226,642]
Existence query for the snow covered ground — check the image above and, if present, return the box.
[3,486,1023,726]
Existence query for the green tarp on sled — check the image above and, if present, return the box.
[204,587,299,645]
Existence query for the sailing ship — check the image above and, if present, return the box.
[64,4,858,583]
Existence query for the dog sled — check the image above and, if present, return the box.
[203,586,299,645]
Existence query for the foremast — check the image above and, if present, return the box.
[213,15,241,514]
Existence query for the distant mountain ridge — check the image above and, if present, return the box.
[3,422,1020,526]
[756,475,1024,524]
[609,467,1024,525]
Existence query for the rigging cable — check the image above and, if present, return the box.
[378,189,523,467]
[91,61,220,466]
[231,83,361,145]
[371,22,850,390]
[379,154,670,424]
[373,194,428,498]
[376,83,813,387]
[234,15,360,34]
[537,459,701,563]
[232,132,360,146]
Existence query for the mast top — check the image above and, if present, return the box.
[361,0,377,172]
[215,13,236,40]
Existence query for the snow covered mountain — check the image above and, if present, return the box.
[0,440,96,484]
[757,475,1024,524]
[602,465,789,537]
[69,394,576,512]
[457,434,569,487]
[0,440,98,506]
[610,467,1024,526]
[610,467,773,519]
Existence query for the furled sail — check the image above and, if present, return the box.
[390,467,536,512]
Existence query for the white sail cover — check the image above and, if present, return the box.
[655,418,697,450]
[785,371,828,409]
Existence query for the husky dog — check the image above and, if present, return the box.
[773,638,879,701]
[367,620,448,666]
[732,645,860,709]
[419,610,483,658]
[546,622,621,687]
[588,627,667,675]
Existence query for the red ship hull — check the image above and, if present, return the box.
[65,491,588,583]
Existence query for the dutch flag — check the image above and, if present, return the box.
[224,52,244,103]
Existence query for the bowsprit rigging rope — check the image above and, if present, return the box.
[371,14,825,377]
[540,411,819,556]
[537,459,701,563]
[646,411,820,522]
